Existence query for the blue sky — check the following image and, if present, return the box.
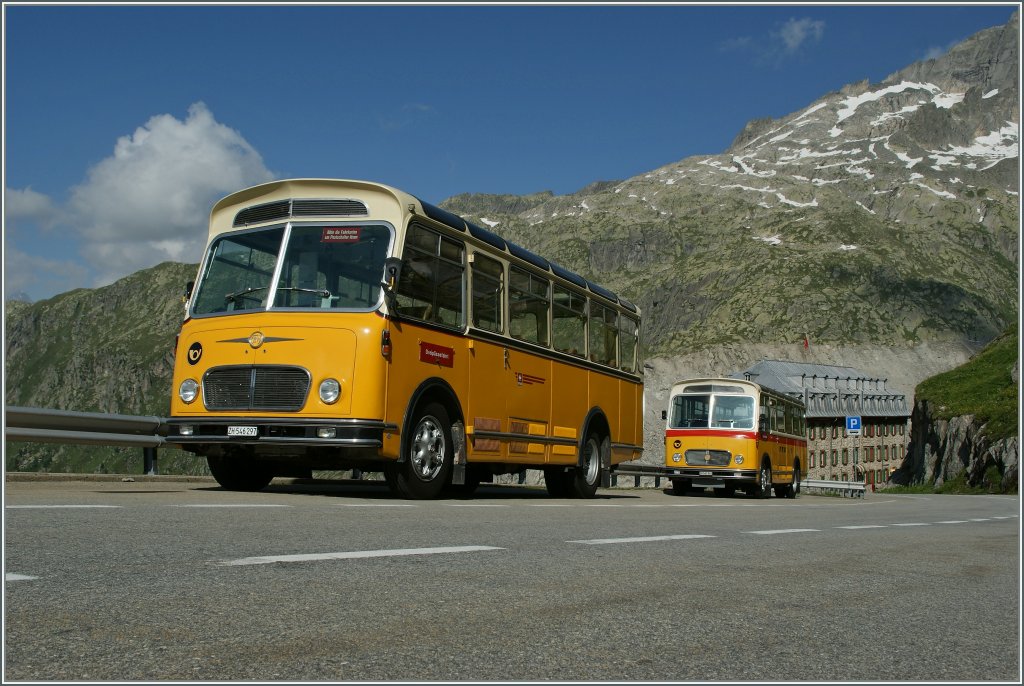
[3,3,1018,302]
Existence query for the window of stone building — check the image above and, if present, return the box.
[868,446,874,462]
[819,426,826,440]
[866,423,874,438]
[832,426,839,440]
[842,448,849,466]
[853,447,859,464]
[810,453,816,468]
[820,450,826,467]
[831,450,838,467]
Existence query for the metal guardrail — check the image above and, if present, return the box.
[800,478,867,498]
[5,406,166,475]
[613,463,868,497]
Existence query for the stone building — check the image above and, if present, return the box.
[730,360,911,488]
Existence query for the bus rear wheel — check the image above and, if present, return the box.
[569,431,604,499]
[207,454,274,491]
[784,465,800,499]
[393,403,453,500]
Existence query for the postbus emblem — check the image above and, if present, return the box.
[248,331,265,349]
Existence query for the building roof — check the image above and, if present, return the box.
[729,359,910,419]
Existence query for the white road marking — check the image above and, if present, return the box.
[936,520,969,524]
[446,504,509,508]
[745,529,820,535]
[836,525,888,529]
[6,573,38,582]
[892,523,931,527]
[219,545,504,566]
[173,504,291,508]
[969,518,991,522]
[568,534,715,545]
[341,503,416,508]
[5,505,121,509]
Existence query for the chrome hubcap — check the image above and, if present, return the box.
[582,438,600,485]
[411,416,445,481]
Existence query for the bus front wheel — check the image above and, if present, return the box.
[393,403,453,500]
[207,454,274,491]
[750,460,772,499]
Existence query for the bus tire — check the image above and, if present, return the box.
[394,402,453,500]
[752,459,772,499]
[569,430,603,499]
[670,479,691,496]
[544,468,572,497]
[785,465,800,499]
[207,455,274,491]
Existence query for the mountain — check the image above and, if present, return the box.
[4,13,1019,474]
[442,13,1019,357]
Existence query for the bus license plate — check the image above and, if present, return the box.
[700,471,713,476]
[227,426,258,437]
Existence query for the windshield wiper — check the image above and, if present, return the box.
[225,286,269,302]
[276,286,333,299]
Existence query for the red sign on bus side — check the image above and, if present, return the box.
[419,342,454,367]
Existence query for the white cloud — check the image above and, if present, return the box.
[4,186,64,230]
[4,246,90,301]
[67,102,275,285]
[775,17,825,54]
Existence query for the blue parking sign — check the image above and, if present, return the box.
[846,416,862,435]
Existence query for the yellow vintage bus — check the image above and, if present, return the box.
[166,179,643,498]
[662,378,804,498]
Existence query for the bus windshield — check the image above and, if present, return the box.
[192,224,392,315]
[670,394,755,430]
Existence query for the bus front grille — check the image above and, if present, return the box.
[203,366,310,411]
[684,449,732,466]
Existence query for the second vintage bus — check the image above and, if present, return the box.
[662,378,805,498]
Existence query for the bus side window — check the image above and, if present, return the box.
[471,252,504,333]
[509,266,550,346]
[589,301,617,367]
[552,285,586,357]
[618,315,639,373]
[396,224,465,327]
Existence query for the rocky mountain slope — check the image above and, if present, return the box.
[5,13,1019,474]
[892,326,1018,491]
[443,13,1019,357]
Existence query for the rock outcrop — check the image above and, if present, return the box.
[893,400,1019,492]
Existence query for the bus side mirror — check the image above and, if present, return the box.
[382,257,402,292]
[758,416,768,435]
[183,281,194,303]
[661,410,667,421]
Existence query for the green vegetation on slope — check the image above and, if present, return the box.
[915,324,1019,440]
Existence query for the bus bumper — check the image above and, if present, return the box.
[165,417,397,450]
[663,467,758,488]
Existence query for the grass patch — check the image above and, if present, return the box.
[915,324,1019,440]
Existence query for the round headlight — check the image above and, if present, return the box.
[179,378,199,404]
[734,455,744,465]
[319,378,341,404]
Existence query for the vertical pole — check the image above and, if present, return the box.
[143,447,157,476]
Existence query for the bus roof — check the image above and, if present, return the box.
[212,178,638,314]
[670,377,806,408]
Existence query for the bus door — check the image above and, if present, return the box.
[504,266,552,464]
